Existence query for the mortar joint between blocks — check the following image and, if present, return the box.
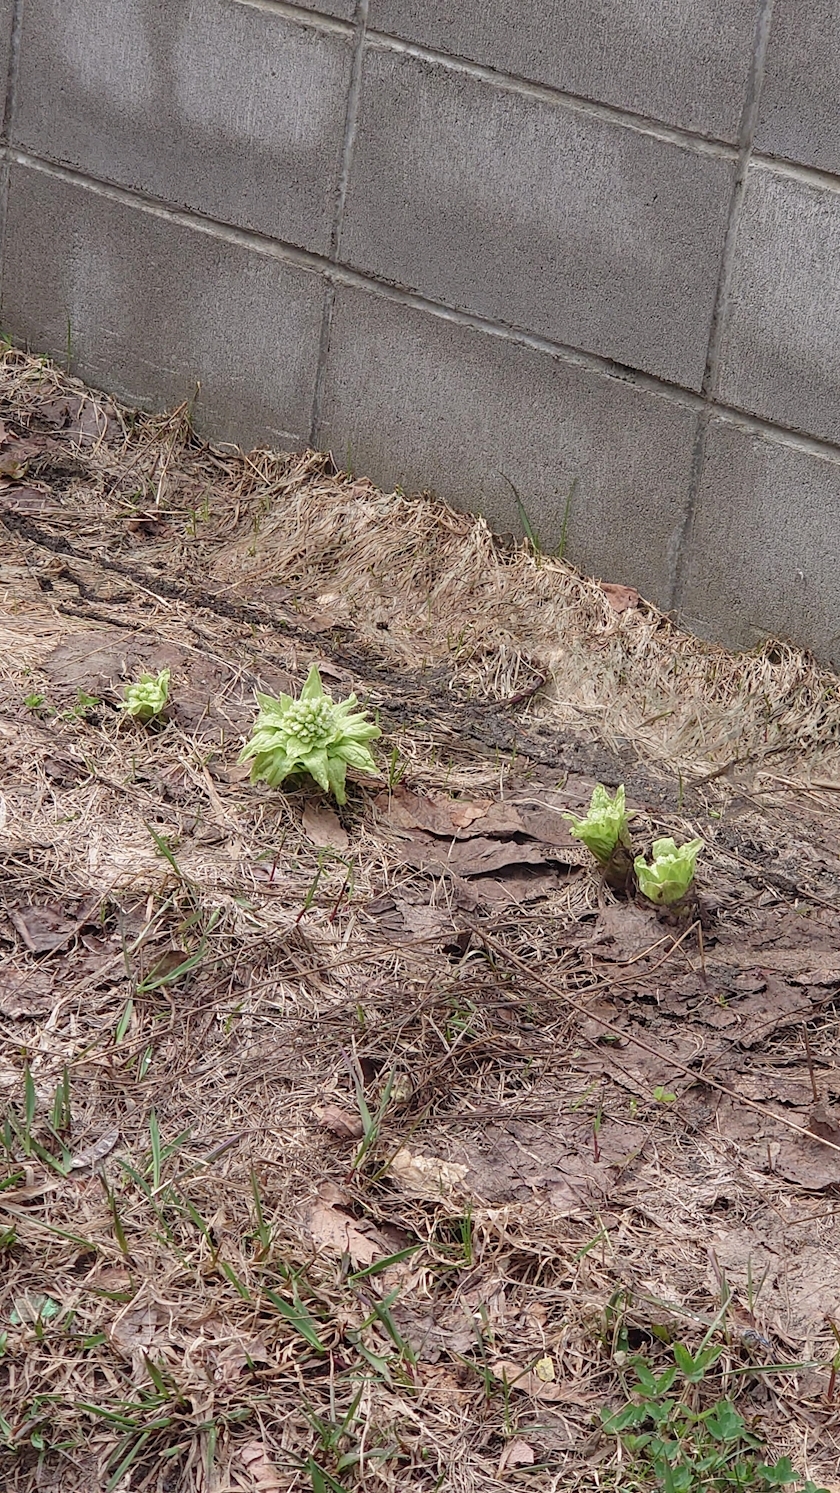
[669,0,776,612]
[310,0,369,446]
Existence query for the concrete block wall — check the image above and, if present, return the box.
[2,0,840,666]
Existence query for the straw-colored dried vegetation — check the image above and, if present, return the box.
[1,347,839,1492]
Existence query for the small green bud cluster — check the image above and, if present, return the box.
[283,696,332,748]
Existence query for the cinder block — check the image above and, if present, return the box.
[2,164,326,448]
[757,1,840,174]
[717,167,840,446]
[14,0,353,254]
[342,49,734,390]
[679,418,840,668]
[368,0,759,142]
[316,286,699,606]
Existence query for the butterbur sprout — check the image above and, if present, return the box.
[634,836,703,906]
[564,784,632,866]
[239,665,380,805]
[120,668,170,723]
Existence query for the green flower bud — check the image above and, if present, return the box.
[239,665,380,804]
[121,669,170,723]
[634,837,703,906]
[564,784,631,866]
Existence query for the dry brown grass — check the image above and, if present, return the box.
[0,348,839,1492]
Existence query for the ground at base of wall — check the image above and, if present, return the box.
[0,352,839,1492]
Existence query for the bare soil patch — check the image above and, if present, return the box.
[1,351,839,1491]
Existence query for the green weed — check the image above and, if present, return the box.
[602,1341,829,1492]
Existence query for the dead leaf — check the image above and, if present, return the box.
[301,801,349,852]
[110,1302,162,1356]
[312,1103,364,1141]
[10,904,79,954]
[376,787,458,836]
[69,1126,120,1172]
[401,833,566,877]
[498,1438,536,1473]
[807,1104,840,1146]
[142,947,190,988]
[38,393,114,445]
[0,485,61,515]
[601,582,640,613]
[592,902,660,960]
[215,1335,270,1389]
[0,966,55,1018]
[732,976,813,1048]
[239,1439,282,1492]
[449,799,493,828]
[389,1147,469,1199]
[491,1360,590,1404]
[370,897,455,940]
[307,1201,384,1267]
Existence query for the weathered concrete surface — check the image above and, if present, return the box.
[757,0,840,174]
[2,164,325,448]
[717,167,840,447]
[317,287,699,603]
[295,0,356,18]
[0,0,13,133]
[14,0,353,252]
[343,48,735,388]
[368,0,759,142]
[680,419,840,670]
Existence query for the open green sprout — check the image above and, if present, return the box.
[564,784,631,865]
[120,668,170,723]
[239,665,380,805]
[634,837,703,906]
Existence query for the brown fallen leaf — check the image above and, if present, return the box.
[449,799,494,828]
[0,486,61,516]
[398,833,568,878]
[301,801,349,852]
[369,897,455,940]
[69,1126,120,1172]
[591,902,660,960]
[601,582,640,613]
[307,1201,384,1267]
[0,966,55,1018]
[312,1103,364,1141]
[733,976,813,1048]
[215,1335,270,1389]
[142,947,190,989]
[239,1439,282,1492]
[376,787,467,837]
[807,1104,840,1146]
[10,904,80,954]
[110,1302,163,1356]
[498,1437,536,1473]
[491,1360,591,1404]
[38,393,114,445]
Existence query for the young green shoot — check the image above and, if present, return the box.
[121,669,170,723]
[239,665,380,804]
[635,836,703,906]
[564,783,632,865]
